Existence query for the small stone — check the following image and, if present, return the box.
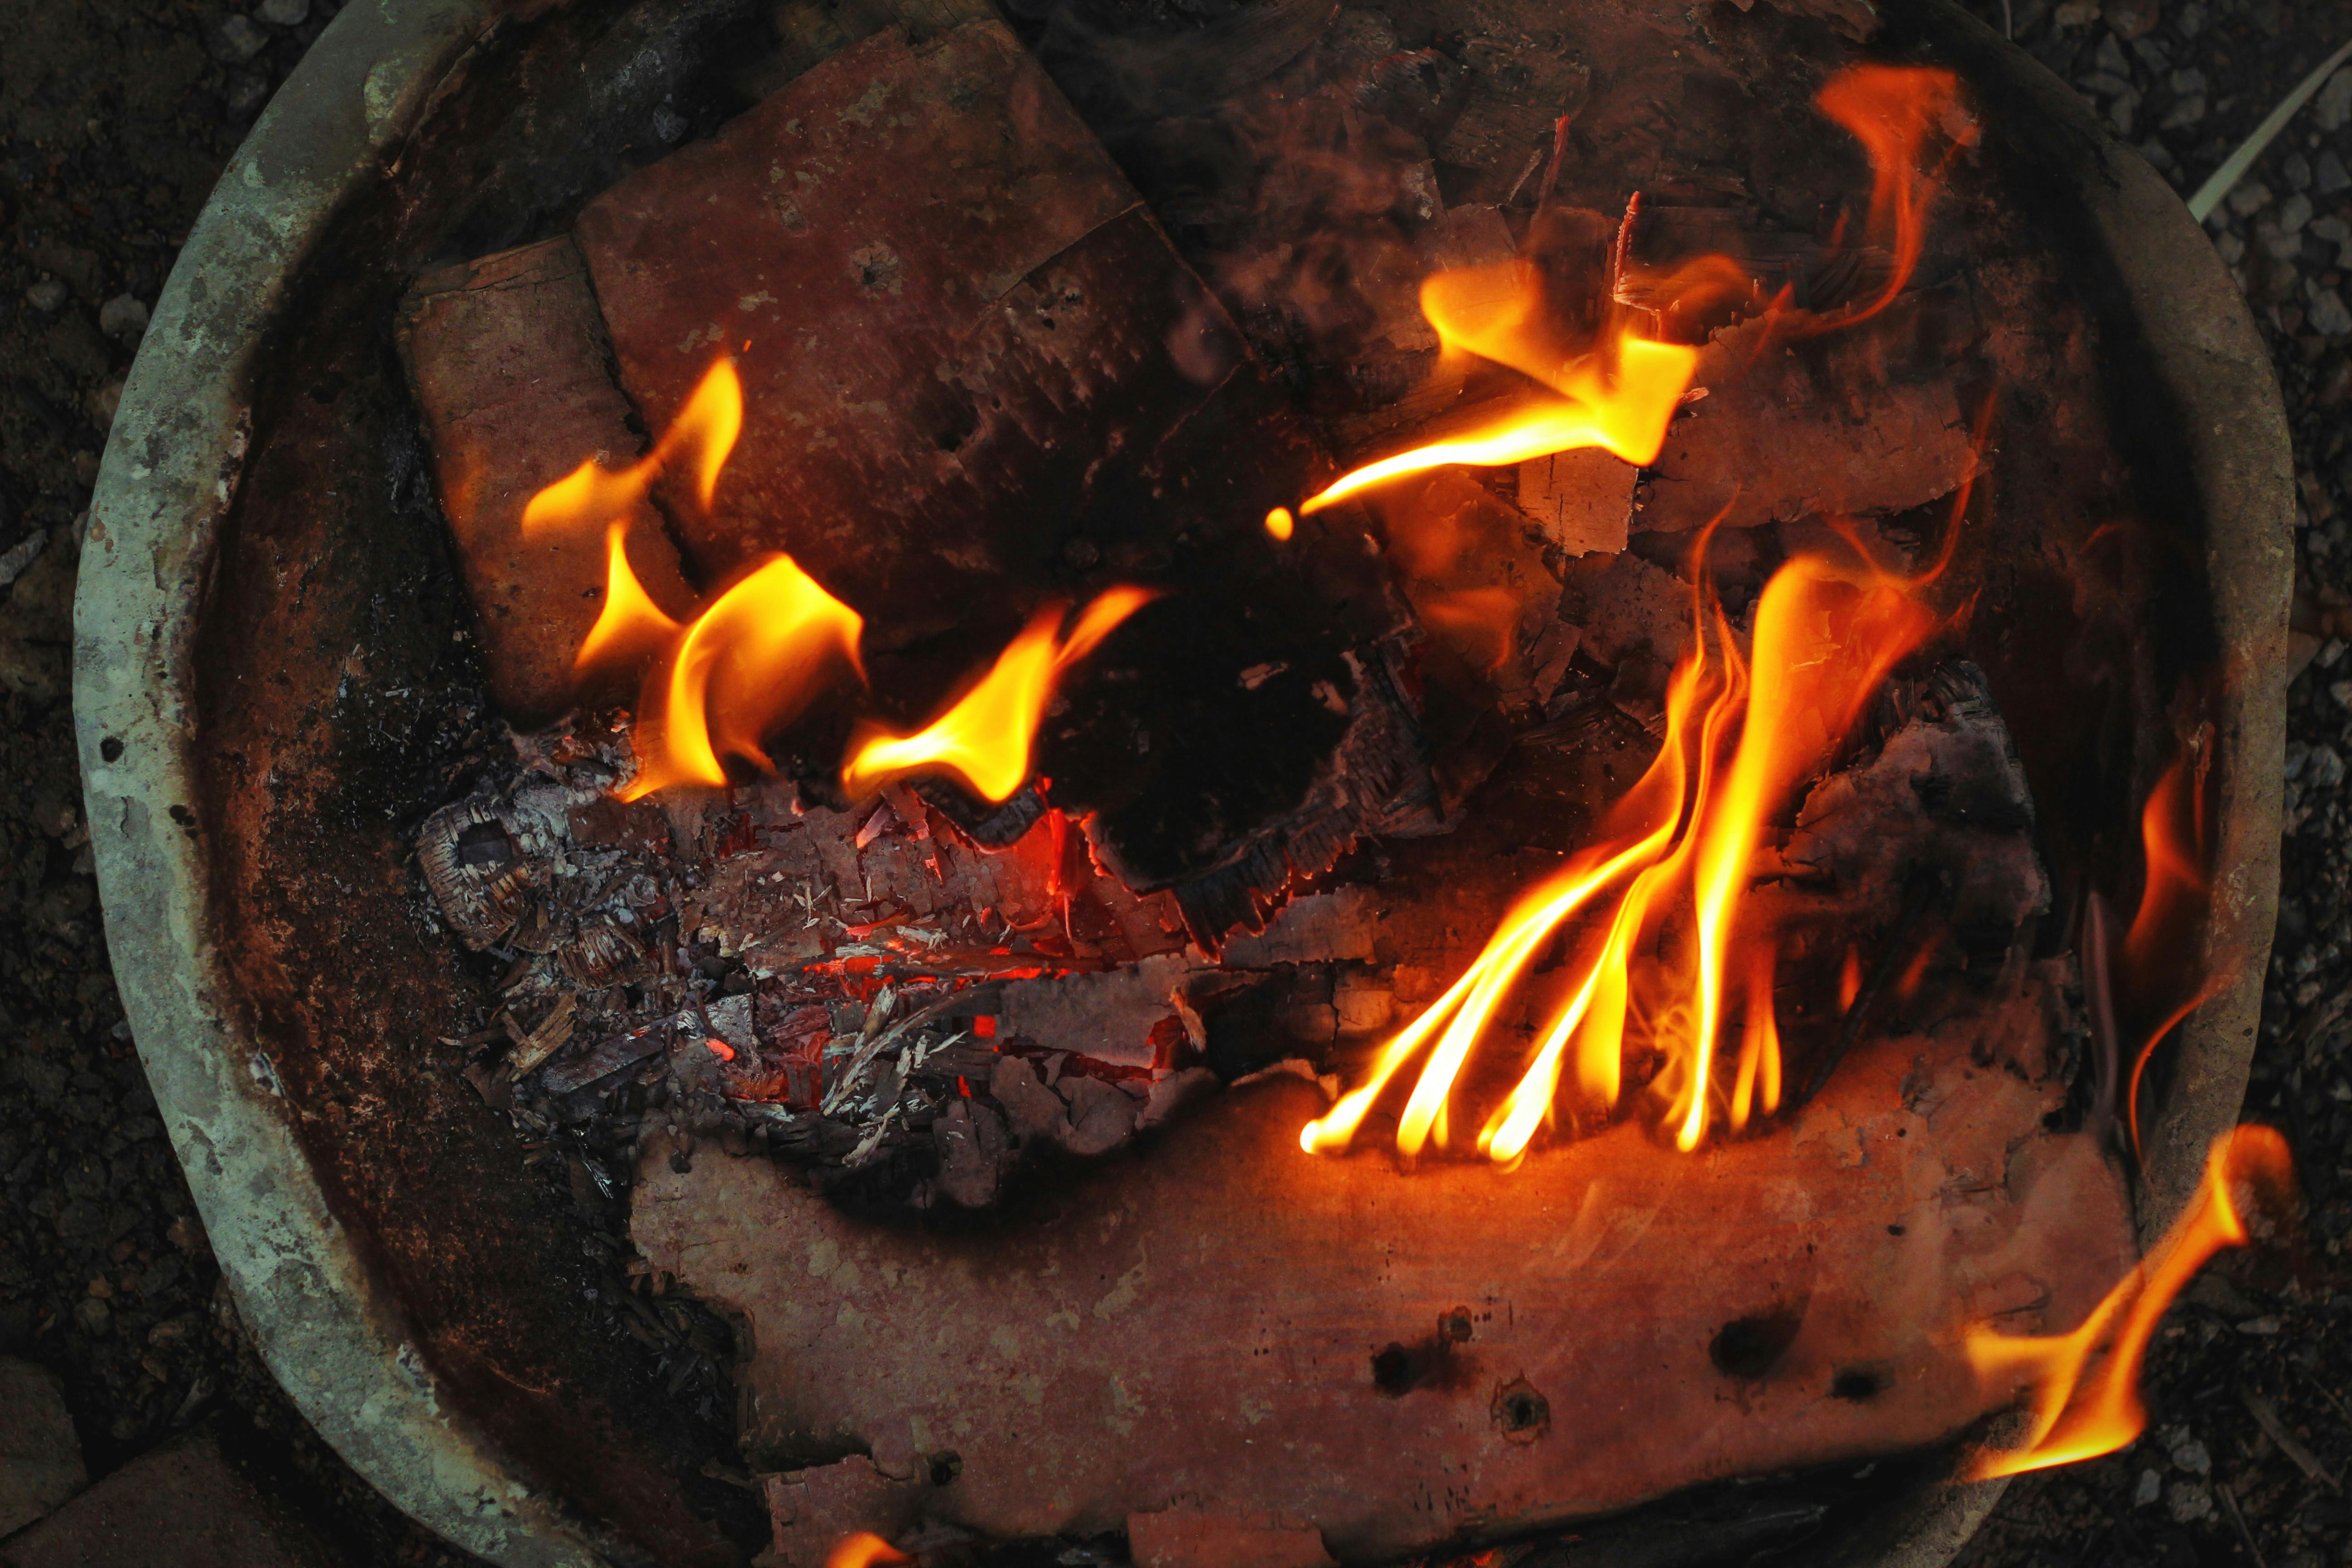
[2106,0,2160,40]
[23,278,67,312]
[2169,1436,2212,1475]
[2166,1481,2214,1523]
[2235,1312,2283,1334]
[2134,1467,2163,1507]
[2280,193,2315,235]
[205,13,269,62]
[2173,0,2204,37]
[2318,151,2352,196]
[97,294,148,340]
[2213,229,2246,265]
[224,72,272,122]
[70,1297,110,1337]
[2312,289,2352,339]
[2053,0,2100,27]
[256,0,308,22]
[2094,32,2130,78]
[2318,69,2352,135]
[85,378,124,435]
[2080,70,2135,98]
[2168,66,2205,94]
[2283,150,2313,193]
[2228,181,2275,217]
[2160,94,2205,131]
[0,1358,87,1536]
[2108,89,2139,137]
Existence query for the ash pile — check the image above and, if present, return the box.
[399,0,2052,1210]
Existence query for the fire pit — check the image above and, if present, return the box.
[76,0,2291,1565]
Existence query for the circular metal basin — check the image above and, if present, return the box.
[75,0,2290,1563]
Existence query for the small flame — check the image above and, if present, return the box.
[825,1534,910,1568]
[614,548,866,803]
[1298,259,1698,515]
[843,588,1155,804]
[1265,506,1295,541]
[1813,65,1975,324]
[1965,1126,2295,1478]
[1305,547,1938,1162]
[522,358,745,535]
[2115,754,2219,1156]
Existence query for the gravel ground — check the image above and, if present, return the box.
[1,0,2347,1564]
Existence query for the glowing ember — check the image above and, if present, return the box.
[1965,1125,2295,1478]
[1302,546,1940,1162]
[842,587,1156,804]
[824,1533,909,1568]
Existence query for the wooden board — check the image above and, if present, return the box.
[633,1008,2133,1563]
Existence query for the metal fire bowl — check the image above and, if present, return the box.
[74,0,2290,1564]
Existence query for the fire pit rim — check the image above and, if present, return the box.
[72,2,2291,1566]
[70,0,607,1564]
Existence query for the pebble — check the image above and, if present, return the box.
[2228,180,2275,217]
[2170,1435,2212,1475]
[2279,192,2315,235]
[2167,1480,2215,1523]
[69,1296,109,1337]
[256,0,308,22]
[2175,0,2205,38]
[2318,68,2352,135]
[23,279,67,312]
[2313,289,2352,340]
[2318,150,2351,196]
[224,73,272,121]
[2214,229,2247,265]
[2134,1466,2163,1506]
[96,294,147,340]
[2094,33,2131,79]
[207,13,269,62]
[2160,93,2205,131]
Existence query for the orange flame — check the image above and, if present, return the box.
[522,358,745,534]
[608,544,866,803]
[825,1533,910,1568]
[1298,259,1698,515]
[2113,754,2218,1156]
[1965,1125,2295,1478]
[1303,549,1938,1162]
[843,588,1155,804]
[1813,65,1974,324]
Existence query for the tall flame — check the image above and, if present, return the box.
[2117,754,2219,1156]
[1965,1126,2295,1478]
[842,588,1156,804]
[1303,547,1938,1163]
[1290,64,1969,522]
[522,359,745,535]
[1813,65,1974,324]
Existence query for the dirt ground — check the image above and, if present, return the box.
[1,0,2348,1565]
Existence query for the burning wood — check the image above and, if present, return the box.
[378,4,2284,1559]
